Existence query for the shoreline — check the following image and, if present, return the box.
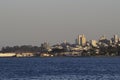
[0,55,120,58]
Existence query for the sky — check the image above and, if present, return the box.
[0,0,120,47]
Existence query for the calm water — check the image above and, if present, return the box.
[0,57,120,80]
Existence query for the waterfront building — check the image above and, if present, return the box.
[40,53,53,57]
[16,53,34,57]
[0,53,16,57]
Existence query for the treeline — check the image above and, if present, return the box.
[1,45,41,53]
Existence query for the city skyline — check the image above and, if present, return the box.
[0,34,120,57]
[0,1,120,79]
[0,34,119,47]
[0,0,120,47]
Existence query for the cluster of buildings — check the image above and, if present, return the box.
[0,53,34,58]
[40,34,120,57]
[0,34,120,57]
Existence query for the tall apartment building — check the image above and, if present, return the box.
[76,34,86,46]
[114,35,119,43]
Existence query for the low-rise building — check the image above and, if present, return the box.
[40,53,54,57]
[16,53,34,57]
[0,53,16,57]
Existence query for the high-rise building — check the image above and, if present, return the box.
[78,35,81,45]
[77,34,86,46]
[114,35,119,43]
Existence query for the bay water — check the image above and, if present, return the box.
[0,57,120,80]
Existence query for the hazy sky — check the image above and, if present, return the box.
[0,0,120,47]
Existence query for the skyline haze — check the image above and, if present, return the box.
[0,0,120,47]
